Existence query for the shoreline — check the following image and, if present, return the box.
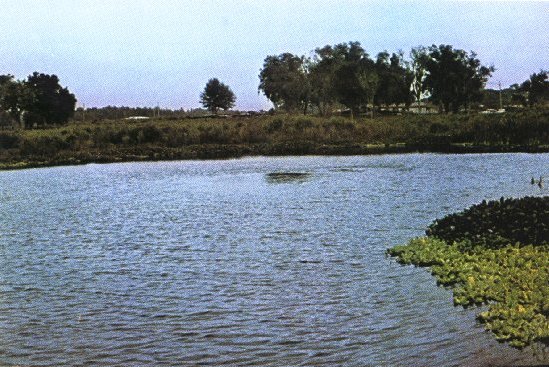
[1,143,548,171]
[1,111,547,171]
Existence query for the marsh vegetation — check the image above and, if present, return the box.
[0,110,547,170]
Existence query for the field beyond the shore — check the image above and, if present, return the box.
[0,110,547,170]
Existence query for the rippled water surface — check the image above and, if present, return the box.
[0,154,547,367]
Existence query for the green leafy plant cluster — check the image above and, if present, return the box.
[388,196,549,348]
[426,196,549,249]
[388,238,548,348]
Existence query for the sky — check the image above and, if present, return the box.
[1,1,547,110]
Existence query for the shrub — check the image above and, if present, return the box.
[0,132,20,149]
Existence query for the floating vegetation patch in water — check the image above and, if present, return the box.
[426,196,549,249]
[388,196,549,348]
[266,172,311,183]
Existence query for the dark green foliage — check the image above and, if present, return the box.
[22,72,77,126]
[0,75,23,125]
[519,70,549,107]
[374,51,413,107]
[426,196,549,249]
[0,72,76,127]
[423,44,493,113]
[309,45,345,116]
[258,42,512,116]
[258,53,309,113]
[200,78,236,113]
[332,42,378,116]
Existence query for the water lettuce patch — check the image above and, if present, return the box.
[426,196,548,249]
[388,196,549,348]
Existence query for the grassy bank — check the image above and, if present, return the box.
[387,197,549,349]
[0,110,548,170]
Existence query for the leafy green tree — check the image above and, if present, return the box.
[258,53,310,113]
[375,51,412,108]
[200,78,236,113]
[358,68,379,118]
[0,74,23,125]
[409,46,431,111]
[308,44,347,116]
[22,72,76,127]
[332,42,377,117]
[520,70,548,106]
[424,45,493,113]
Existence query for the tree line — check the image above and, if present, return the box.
[0,73,76,128]
[509,70,549,107]
[258,42,548,116]
[1,43,547,129]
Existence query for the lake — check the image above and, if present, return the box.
[0,154,547,366]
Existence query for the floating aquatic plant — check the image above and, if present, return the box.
[388,196,549,348]
[265,172,311,183]
[426,196,549,249]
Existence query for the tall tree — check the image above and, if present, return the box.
[332,42,377,117]
[519,70,549,106]
[423,44,493,113]
[308,44,347,116]
[375,51,412,108]
[0,75,23,125]
[409,46,430,111]
[200,78,236,113]
[22,72,77,126]
[358,68,379,118]
[258,53,310,113]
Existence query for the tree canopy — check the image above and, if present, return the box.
[519,70,549,106]
[332,42,378,117]
[258,42,503,115]
[0,75,22,124]
[23,72,77,126]
[258,53,309,113]
[308,45,346,116]
[423,45,493,113]
[0,72,76,127]
[200,78,236,113]
[374,51,412,108]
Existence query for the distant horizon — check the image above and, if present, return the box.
[2,1,547,110]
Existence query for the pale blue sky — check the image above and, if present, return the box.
[1,1,547,110]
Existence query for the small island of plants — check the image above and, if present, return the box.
[388,196,549,348]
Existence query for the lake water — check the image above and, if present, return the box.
[0,154,547,367]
